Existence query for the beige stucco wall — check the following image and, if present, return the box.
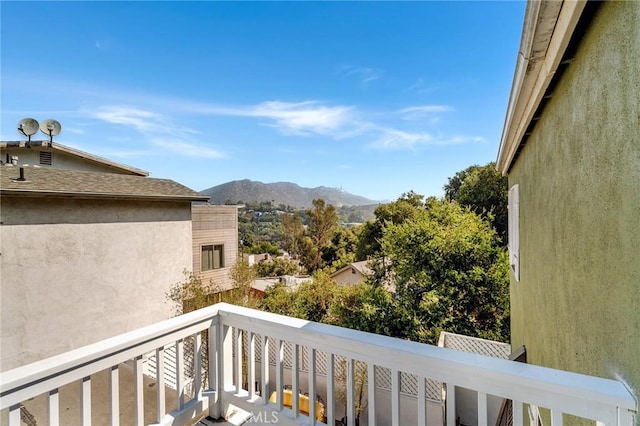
[331,268,366,286]
[508,0,640,407]
[192,205,238,291]
[0,197,193,371]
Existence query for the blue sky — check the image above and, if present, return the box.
[1,1,526,202]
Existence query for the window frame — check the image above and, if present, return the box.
[201,244,225,271]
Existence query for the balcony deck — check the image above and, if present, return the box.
[1,303,636,426]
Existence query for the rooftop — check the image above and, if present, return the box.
[0,164,209,202]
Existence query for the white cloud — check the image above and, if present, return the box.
[65,127,85,134]
[337,65,382,87]
[150,138,225,159]
[398,105,454,122]
[403,77,438,94]
[370,127,484,150]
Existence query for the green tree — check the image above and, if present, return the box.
[356,191,424,259]
[381,200,510,344]
[322,226,359,272]
[255,257,302,277]
[444,162,508,244]
[280,212,305,256]
[304,199,339,271]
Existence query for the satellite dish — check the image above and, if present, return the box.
[18,118,39,136]
[40,119,62,136]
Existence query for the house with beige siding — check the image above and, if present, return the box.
[192,204,239,292]
[497,0,639,412]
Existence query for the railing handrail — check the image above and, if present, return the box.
[1,302,636,423]
[0,304,220,409]
[214,304,637,414]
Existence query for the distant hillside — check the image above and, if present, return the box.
[200,179,380,208]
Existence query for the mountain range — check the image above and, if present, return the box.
[200,179,380,208]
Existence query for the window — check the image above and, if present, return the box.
[508,184,520,281]
[201,244,224,271]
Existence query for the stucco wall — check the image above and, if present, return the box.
[0,197,193,371]
[508,0,640,405]
[192,205,238,291]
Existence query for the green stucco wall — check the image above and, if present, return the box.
[508,0,640,418]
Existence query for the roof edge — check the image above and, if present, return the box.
[0,188,209,202]
[496,0,587,175]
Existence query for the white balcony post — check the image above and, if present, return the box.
[208,321,220,419]
[221,324,233,392]
[156,347,166,422]
[110,365,120,426]
[417,376,427,426]
[292,343,300,418]
[478,391,488,426]
[513,399,524,426]
[446,383,456,426]
[326,353,335,426]
[368,364,377,426]
[133,355,144,426]
[81,376,91,425]
[391,369,400,426]
[551,409,563,426]
[234,328,243,393]
[248,332,256,400]
[8,404,20,426]
[194,333,203,396]
[309,348,317,425]
[261,335,270,404]
[276,339,284,411]
[49,389,59,426]
[176,339,185,409]
[346,358,355,426]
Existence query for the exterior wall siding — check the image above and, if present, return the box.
[0,198,192,371]
[0,146,140,175]
[508,0,640,405]
[191,205,238,291]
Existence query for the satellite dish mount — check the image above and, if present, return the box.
[17,118,40,145]
[39,119,62,145]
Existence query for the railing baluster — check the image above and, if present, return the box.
[308,348,317,425]
[551,409,563,426]
[49,389,59,426]
[248,332,256,399]
[81,376,91,425]
[194,332,203,396]
[221,324,233,391]
[234,327,243,393]
[477,391,488,426]
[292,343,300,418]
[110,365,120,426]
[346,358,355,426]
[176,339,185,409]
[391,369,400,426]
[208,321,220,419]
[276,339,284,411]
[326,353,335,426]
[134,355,144,426]
[261,335,270,404]
[417,375,427,426]
[156,347,166,422]
[368,364,377,426]
[512,399,524,426]
[8,404,21,426]
[446,383,456,426]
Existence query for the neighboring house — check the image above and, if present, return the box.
[330,260,372,286]
[246,252,273,266]
[497,0,639,403]
[192,204,239,292]
[0,164,208,371]
[1,140,148,176]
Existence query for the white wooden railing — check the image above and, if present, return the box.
[1,303,637,426]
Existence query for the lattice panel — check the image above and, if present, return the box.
[440,332,511,359]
